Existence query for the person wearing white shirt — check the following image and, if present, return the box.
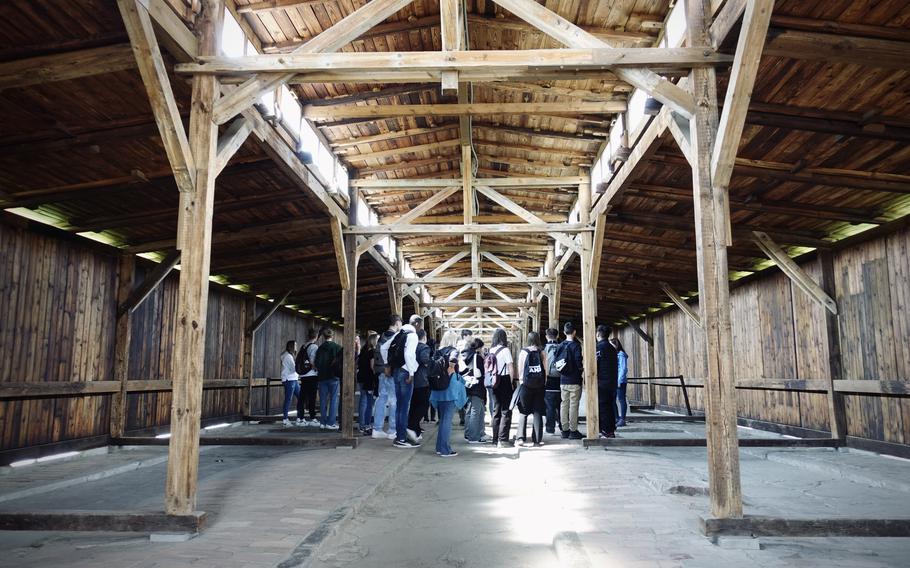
[280,340,300,426]
[390,314,421,448]
[488,329,515,448]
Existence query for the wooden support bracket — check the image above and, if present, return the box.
[752,231,838,315]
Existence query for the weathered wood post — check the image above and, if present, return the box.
[687,0,743,519]
[164,0,222,516]
[578,181,600,439]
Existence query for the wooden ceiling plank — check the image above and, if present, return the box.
[0,43,136,91]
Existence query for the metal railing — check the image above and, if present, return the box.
[626,375,692,416]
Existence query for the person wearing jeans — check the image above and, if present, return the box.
[385,315,420,447]
[372,321,400,439]
[280,340,300,426]
[314,328,342,430]
[318,378,340,428]
[461,338,488,443]
[611,337,629,427]
[430,352,467,457]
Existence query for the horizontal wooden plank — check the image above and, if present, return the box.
[177,48,732,75]
[833,380,910,395]
[702,516,910,538]
[0,379,276,399]
[0,44,137,91]
[0,511,207,533]
[344,223,592,235]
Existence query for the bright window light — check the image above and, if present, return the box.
[258,89,276,119]
[221,8,246,56]
[334,160,349,194]
[316,144,335,185]
[627,89,648,133]
[591,158,603,186]
[203,422,231,431]
[298,120,320,158]
[665,2,688,48]
[155,433,171,439]
[279,87,302,136]
[356,196,370,225]
[609,114,625,151]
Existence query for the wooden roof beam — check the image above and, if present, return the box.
[0,43,136,91]
[180,48,730,77]
[212,0,418,125]
[490,0,696,117]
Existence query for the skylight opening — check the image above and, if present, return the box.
[663,2,688,48]
[627,89,648,134]
[220,8,246,57]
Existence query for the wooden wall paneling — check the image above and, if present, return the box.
[886,229,910,378]
[790,259,830,381]
[758,273,798,379]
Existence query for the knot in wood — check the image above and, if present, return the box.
[191,320,199,329]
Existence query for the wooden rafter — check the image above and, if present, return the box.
[118,0,195,192]
[355,186,459,255]
[212,0,418,125]
[0,44,136,91]
[659,281,702,327]
[490,0,696,117]
[118,250,182,317]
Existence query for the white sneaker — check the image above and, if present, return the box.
[416,434,424,443]
[326,424,340,431]
[319,424,326,430]
[371,430,386,439]
[406,428,418,443]
[386,432,396,440]
[294,418,303,426]
[282,419,291,427]
[307,419,320,427]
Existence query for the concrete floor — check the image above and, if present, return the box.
[0,416,909,567]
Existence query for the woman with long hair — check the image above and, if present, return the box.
[462,337,489,443]
[610,337,629,427]
[517,331,548,447]
[489,329,515,447]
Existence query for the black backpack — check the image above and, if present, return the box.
[553,341,576,375]
[427,346,455,391]
[295,342,315,375]
[522,348,546,389]
[387,329,410,368]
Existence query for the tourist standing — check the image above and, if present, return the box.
[407,329,432,444]
[611,337,629,427]
[429,349,466,457]
[280,340,300,426]
[295,329,320,426]
[357,332,379,435]
[487,329,515,448]
[384,314,420,448]
[314,329,342,430]
[556,322,584,440]
[596,325,619,438]
[517,332,548,447]
[542,328,562,435]
[371,315,400,439]
[462,337,489,443]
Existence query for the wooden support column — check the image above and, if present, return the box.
[164,0,222,517]
[819,251,847,440]
[578,182,599,439]
[241,298,256,416]
[646,317,656,405]
[111,254,135,439]
[688,0,742,520]
[341,186,359,439]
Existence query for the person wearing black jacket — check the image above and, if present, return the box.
[596,324,619,438]
[558,322,585,440]
[462,337,490,443]
[407,329,432,444]
[357,333,379,435]
[542,328,562,435]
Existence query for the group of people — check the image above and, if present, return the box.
[278,315,630,456]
